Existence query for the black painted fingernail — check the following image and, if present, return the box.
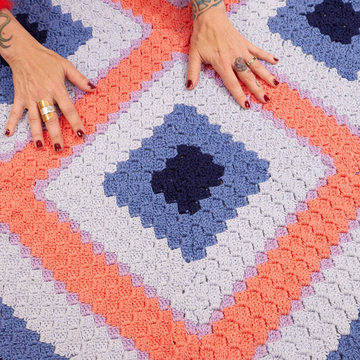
[273,79,279,86]
[264,95,270,103]
[54,143,62,152]
[186,80,193,89]
[245,101,250,109]
[274,57,279,62]
[5,129,10,136]
[88,82,96,90]
[77,129,85,138]
[36,140,43,149]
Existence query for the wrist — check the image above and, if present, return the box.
[191,0,226,22]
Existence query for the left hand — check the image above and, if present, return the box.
[187,1,279,109]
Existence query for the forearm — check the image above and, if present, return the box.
[190,0,225,21]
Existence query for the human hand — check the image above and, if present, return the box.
[1,9,95,151]
[187,1,279,109]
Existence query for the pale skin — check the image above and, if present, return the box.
[0,9,95,151]
[187,0,279,108]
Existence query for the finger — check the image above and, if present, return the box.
[186,48,202,90]
[28,103,45,149]
[234,56,268,104]
[55,91,85,138]
[64,60,96,93]
[248,43,278,65]
[41,101,64,152]
[215,64,250,109]
[5,99,25,137]
[247,56,279,88]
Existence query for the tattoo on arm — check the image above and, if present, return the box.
[234,57,247,72]
[191,0,223,20]
[0,13,12,49]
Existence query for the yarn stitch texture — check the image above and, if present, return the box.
[1,0,360,359]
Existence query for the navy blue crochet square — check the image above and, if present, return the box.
[306,0,360,44]
[151,145,225,215]
[0,0,92,104]
[103,104,270,263]
[268,0,360,80]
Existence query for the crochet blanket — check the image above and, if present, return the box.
[1,0,360,359]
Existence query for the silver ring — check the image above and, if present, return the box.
[40,105,56,116]
[246,56,257,67]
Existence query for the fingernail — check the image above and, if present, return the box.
[264,95,270,103]
[88,82,96,90]
[245,101,250,109]
[5,129,10,136]
[77,129,85,138]
[274,57,279,62]
[186,80,193,89]
[273,79,279,86]
[36,140,43,149]
[54,143,62,152]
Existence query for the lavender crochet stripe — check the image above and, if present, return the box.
[0,131,33,162]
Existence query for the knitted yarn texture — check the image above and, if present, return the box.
[1,0,360,359]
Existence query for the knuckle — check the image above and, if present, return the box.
[66,59,75,69]
[226,80,240,91]
[44,116,59,127]
[239,95,248,102]
[9,109,21,121]
[31,131,43,140]
[52,82,64,93]
[28,114,40,124]
[252,60,262,71]
[79,73,87,82]
[243,72,255,82]
[62,105,78,118]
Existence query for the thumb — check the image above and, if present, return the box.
[64,60,96,93]
[186,48,202,90]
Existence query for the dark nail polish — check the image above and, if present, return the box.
[274,57,279,62]
[273,79,279,86]
[264,95,270,103]
[245,101,250,109]
[36,140,43,149]
[186,80,193,89]
[54,143,62,152]
[5,129,10,136]
[77,129,85,138]
[88,82,96,90]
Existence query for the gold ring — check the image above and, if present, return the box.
[38,100,56,122]
[246,56,257,67]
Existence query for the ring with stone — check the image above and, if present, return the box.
[246,56,258,67]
